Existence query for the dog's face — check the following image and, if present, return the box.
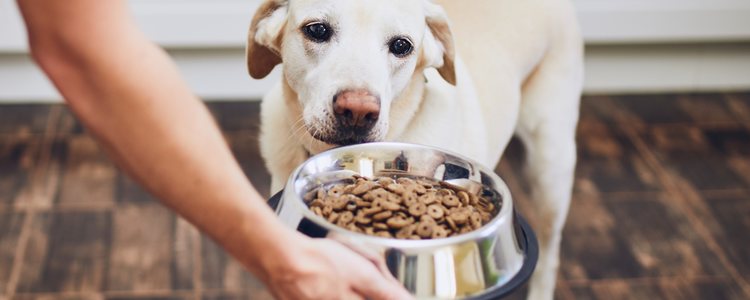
[247,0,454,146]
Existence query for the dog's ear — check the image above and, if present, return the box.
[422,1,456,85]
[246,0,288,79]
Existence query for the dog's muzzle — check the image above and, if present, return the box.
[322,89,380,145]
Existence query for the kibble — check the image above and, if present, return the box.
[306,175,499,240]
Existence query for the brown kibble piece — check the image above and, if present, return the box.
[396,177,416,185]
[355,211,372,224]
[338,211,354,225]
[442,195,460,207]
[377,176,395,185]
[431,226,449,239]
[437,188,454,197]
[408,203,427,217]
[395,224,417,239]
[343,184,356,194]
[327,212,339,223]
[385,183,406,195]
[386,215,412,229]
[451,208,470,225]
[382,200,401,211]
[322,205,333,217]
[387,194,403,205]
[355,198,372,208]
[420,215,436,224]
[365,227,375,236]
[412,184,427,195]
[470,212,482,229]
[328,185,345,197]
[446,216,458,231]
[373,210,393,221]
[373,222,389,231]
[311,206,323,216]
[347,223,361,233]
[309,199,325,208]
[457,191,471,206]
[403,192,420,207]
[352,180,378,195]
[331,197,349,211]
[419,191,437,205]
[362,206,383,216]
[427,204,444,219]
[364,188,390,201]
[416,222,434,238]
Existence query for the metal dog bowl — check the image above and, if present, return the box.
[270,142,538,299]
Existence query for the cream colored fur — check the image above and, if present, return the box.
[246,0,583,299]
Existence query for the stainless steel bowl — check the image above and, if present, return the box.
[273,142,537,299]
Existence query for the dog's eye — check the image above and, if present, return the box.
[389,38,413,57]
[303,22,333,42]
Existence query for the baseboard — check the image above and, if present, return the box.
[583,43,750,94]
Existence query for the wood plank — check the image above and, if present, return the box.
[200,235,271,298]
[567,278,748,300]
[201,235,252,291]
[602,193,728,278]
[645,125,748,190]
[207,102,261,133]
[576,118,663,193]
[702,190,750,284]
[16,211,111,293]
[224,133,271,199]
[613,94,694,125]
[0,212,25,295]
[106,296,186,300]
[15,212,52,293]
[0,137,38,207]
[0,104,50,136]
[171,217,196,290]
[106,202,174,292]
[56,136,116,207]
[200,235,228,290]
[560,194,644,280]
[116,174,158,204]
[677,93,746,127]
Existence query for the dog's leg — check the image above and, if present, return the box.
[515,40,583,300]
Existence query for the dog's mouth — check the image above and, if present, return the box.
[310,127,378,146]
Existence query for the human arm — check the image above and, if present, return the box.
[16,0,410,299]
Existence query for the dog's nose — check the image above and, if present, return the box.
[333,89,380,128]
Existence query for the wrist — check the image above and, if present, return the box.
[219,205,309,283]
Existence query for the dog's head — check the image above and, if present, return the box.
[247,0,454,146]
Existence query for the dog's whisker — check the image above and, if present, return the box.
[286,116,307,144]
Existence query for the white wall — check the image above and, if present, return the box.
[1,0,749,102]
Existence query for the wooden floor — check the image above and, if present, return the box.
[0,93,749,300]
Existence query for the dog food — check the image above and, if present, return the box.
[304,175,498,239]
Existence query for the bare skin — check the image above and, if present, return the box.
[16,0,412,299]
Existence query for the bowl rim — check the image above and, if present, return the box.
[284,142,516,250]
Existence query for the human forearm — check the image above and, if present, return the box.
[18,0,298,281]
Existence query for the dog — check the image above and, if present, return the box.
[246,0,583,299]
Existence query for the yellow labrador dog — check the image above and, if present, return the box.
[246,0,582,299]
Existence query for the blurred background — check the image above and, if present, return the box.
[0,0,749,299]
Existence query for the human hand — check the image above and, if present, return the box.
[264,235,413,300]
